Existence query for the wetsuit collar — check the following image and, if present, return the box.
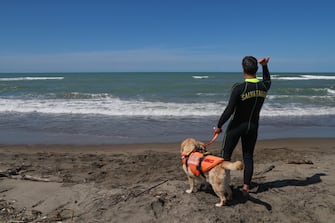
[245,78,260,83]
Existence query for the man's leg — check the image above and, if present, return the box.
[241,128,258,191]
[221,127,241,161]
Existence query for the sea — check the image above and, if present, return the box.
[0,72,334,145]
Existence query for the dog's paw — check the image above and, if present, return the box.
[186,189,193,193]
[215,199,226,207]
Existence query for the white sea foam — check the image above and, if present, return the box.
[0,77,64,81]
[272,75,335,80]
[327,88,335,95]
[267,94,335,101]
[0,97,215,116]
[261,104,335,117]
[196,92,217,96]
[0,97,334,117]
[192,75,209,79]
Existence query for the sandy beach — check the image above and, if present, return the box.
[0,138,334,223]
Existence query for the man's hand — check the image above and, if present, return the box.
[258,57,270,66]
[214,127,222,134]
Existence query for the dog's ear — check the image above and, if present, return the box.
[181,140,187,153]
[181,139,191,153]
[181,138,198,153]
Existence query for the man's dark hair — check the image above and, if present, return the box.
[242,56,258,75]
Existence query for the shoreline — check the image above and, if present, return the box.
[1,137,334,154]
[1,114,334,145]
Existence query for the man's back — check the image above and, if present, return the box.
[230,77,271,126]
[217,65,271,128]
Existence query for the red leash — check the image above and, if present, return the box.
[204,132,219,147]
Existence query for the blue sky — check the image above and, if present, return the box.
[0,0,334,72]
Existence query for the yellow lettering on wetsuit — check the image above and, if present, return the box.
[241,90,267,101]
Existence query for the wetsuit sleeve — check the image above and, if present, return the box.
[262,65,271,90]
[217,85,240,128]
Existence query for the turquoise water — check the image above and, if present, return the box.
[0,72,334,144]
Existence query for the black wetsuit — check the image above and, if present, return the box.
[217,65,271,186]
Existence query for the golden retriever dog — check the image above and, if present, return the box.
[181,138,243,207]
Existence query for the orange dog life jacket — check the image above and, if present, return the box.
[182,151,224,176]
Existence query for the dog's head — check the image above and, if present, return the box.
[180,138,206,154]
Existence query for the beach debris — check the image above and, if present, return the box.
[0,199,34,223]
[31,200,45,208]
[0,166,61,183]
[0,188,13,193]
[21,175,51,182]
[35,202,77,222]
[253,165,275,180]
[287,160,313,165]
[122,179,169,202]
[134,179,169,198]
[31,209,42,218]
[254,165,275,176]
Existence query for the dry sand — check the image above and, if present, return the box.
[0,138,334,222]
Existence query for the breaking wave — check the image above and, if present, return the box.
[0,77,64,81]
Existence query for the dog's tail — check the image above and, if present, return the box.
[221,161,244,170]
